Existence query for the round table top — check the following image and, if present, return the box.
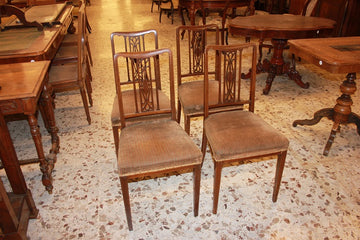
[229,14,336,39]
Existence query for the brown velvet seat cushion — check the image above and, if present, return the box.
[178,80,219,116]
[204,110,289,161]
[111,89,171,126]
[118,119,202,177]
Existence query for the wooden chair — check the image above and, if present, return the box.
[201,43,289,214]
[52,2,93,107]
[151,0,160,12]
[48,4,91,124]
[114,48,202,230]
[110,30,170,157]
[176,24,220,135]
[159,0,179,24]
[60,1,93,65]
[198,0,254,45]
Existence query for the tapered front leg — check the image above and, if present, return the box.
[120,177,133,231]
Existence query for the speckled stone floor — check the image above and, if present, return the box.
[1,0,360,239]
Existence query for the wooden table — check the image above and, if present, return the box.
[0,110,38,239]
[0,61,59,193]
[179,0,254,25]
[0,3,74,64]
[229,14,336,94]
[289,37,360,156]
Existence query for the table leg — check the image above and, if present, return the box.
[39,80,60,159]
[293,73,360,156]
[27,114,53,193]
[0,112,38,218]
[242,38,310,94]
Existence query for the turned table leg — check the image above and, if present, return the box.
[293,72,360,156]
[242,38,310,94]
[27,114,53,193]
[39,79,60,163]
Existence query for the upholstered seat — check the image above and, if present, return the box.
[119,119,202,176]
[178,80,219,116]
[205,111,289,161]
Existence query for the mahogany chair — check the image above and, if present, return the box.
[110,30,170,157]
[176,24,220,135]
[60,1,93,64]
[201,43,289,214]
[151,0,160,12]
[48,4,91,124]
[52,2,93,107]
[159,0,179,24]
[198,0,254,45]
[114,48,202,230]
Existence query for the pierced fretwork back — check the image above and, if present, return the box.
[113,49,175,129]
[204,43,257,118]
[110,30,159,86]
[176,24,219,85]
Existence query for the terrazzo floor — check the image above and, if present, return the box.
[1,0,360,239]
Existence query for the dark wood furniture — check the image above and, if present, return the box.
[178,0,254,25]
[49,3,92,125]
[0,111,38,239]
[289,37,360,156]
[159,0,178,24]
[0,61,59,193]
[176,24,220,135]
[110,29,170,158]
[229,14,335,94]
[113,48,202,231]
[288,0,360,37]
[0,3,74,64]
[201,43,289,214]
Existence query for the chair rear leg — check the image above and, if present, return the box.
[213,161,223,214]
[159,9,162,23]
[272,150,287,202]
[120,177,133,231]
[185,115,191,135]
[86,41,93,66]
[85,72,93,107]
[79,86,91,124]
[200,132,207,165]
[176,101,181,123]
[193,165,201,217]
[113,126,120,158]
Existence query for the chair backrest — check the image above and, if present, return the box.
[176,24,219,86]
[203,43,257,118]
[110,30,159,84]
[113,48,175,129]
